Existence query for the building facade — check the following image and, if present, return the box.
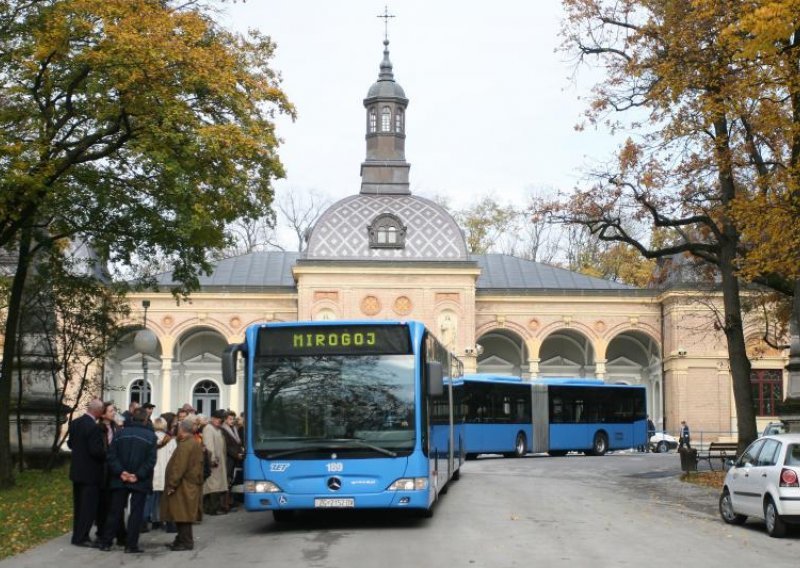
[104,40,789,438]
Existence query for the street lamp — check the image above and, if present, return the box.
[134,300,157,405]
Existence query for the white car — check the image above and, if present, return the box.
[719,433,800,537]
[650,432,678,453]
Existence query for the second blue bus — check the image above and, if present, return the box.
[459,374,647,458]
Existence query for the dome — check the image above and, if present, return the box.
[306,194,468,261]
[364,39,407,102]
[367,79,406,100]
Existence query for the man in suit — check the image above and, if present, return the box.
[68,398,106,547]
[97,407,157,553]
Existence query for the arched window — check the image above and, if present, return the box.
[368,213,407,249]
[369,108,377,133]
[395,109,403,133]
[193,380,220,416]
[129,379,153,405]
[381,106,391,132]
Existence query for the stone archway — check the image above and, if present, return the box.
[539,329,595,378]
[476,329,528,377]
[606,330,662,427]
[173,327,229,412]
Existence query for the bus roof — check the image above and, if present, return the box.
[458,374,644,389]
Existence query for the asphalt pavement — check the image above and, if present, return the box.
[2,451,798,567]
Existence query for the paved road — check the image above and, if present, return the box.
[3,452,798,567]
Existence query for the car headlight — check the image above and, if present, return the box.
[387,477,428,491]
[244,480,282,493]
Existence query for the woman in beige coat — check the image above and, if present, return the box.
[161,418,204,551]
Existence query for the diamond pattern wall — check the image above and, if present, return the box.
[307,195,468,260]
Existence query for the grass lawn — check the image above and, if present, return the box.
[0,465,72,560]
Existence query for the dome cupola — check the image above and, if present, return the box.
[361,39,410,195]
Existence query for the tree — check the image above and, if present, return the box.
[557,0,779,450]
[453,196,519,255]
[21,247,129,471]
[276,188,331,253]
[725,5,800,386]
[0,0,293,488]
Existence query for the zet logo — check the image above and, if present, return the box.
[270,463,290,472]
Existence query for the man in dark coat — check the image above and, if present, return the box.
[220,410,245,512]
[162,417,205,551]
[97,408,157,553]
[68,399,106,547]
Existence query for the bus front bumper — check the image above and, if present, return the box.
[244,490,431,511]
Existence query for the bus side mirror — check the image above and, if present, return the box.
[222,343,244,385]
[427,362,444,397]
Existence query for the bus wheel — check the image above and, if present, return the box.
[452,467,461,481]
[591,432,608,456]
[513,433,527,458]
[465,453,478,461]
[272,510,295,523]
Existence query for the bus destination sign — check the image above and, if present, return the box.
[257,324,412,357]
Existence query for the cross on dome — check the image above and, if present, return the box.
[377,5,395,42]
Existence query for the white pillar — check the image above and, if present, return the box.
[160,357,173,413]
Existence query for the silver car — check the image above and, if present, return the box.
[719,433,800,537]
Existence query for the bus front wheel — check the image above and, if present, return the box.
[591,432,608,456]
[272,510,295,523]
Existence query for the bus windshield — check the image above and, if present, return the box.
[252,354,416,458]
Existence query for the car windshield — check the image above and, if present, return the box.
[251,354,416,458]
[786,444,800,466]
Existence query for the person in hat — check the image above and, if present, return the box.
[161,418,204,551]
[202,410,228,515]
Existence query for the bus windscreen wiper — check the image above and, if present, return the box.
[264,437,397,459]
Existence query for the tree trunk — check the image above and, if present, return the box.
[0,228,33,488]
[719,243,758,452]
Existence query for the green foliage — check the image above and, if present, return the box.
[0,464,72,559]
[0,0,294,294]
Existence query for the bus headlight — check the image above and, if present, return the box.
[387,477,428,491]
[245,480,282,493]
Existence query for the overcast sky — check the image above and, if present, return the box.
[221,0,620,213]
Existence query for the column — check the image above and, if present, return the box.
[595,359,607,381]
[160,357,173,413]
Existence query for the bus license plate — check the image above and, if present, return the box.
[314,498,355,508]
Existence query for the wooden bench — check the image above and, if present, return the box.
[695,442,738,471]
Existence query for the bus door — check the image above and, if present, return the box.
[531,384,549,453]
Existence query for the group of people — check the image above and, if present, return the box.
[67,398,245,553]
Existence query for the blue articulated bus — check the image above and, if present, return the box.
[458,375,533,459]
[460,375,647,458]
[535,378,648,456]
[222,320,464,521]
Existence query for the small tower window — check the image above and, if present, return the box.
[381,106,391,132]
[395,109,403,133]
[369,108,377,133]
[368,213,407,249]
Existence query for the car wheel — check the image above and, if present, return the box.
[513,433,527,458]
[718,490,746,525]
[272,510,295,523]
[591,432,608,456]
[656,441,670,453]
[764,497,787,538]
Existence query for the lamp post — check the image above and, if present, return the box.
[134,300,157,405]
